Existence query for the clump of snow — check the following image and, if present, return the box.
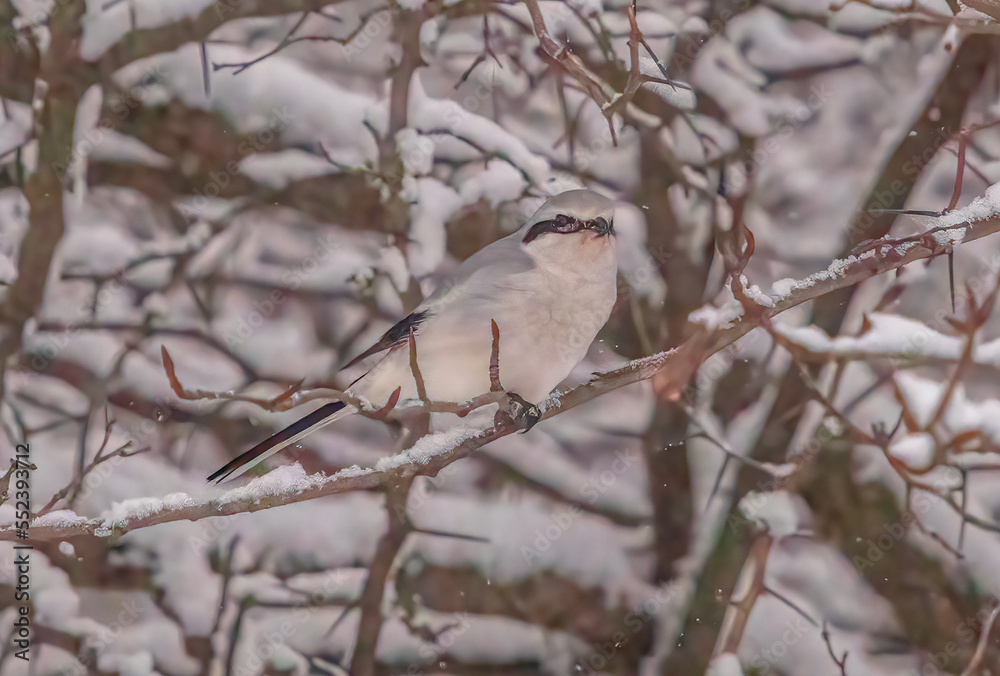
[738,490,812,537]
[407,493,647,603]
[406,74,551,186]
[775,313,963,361]
[887,432,936,471]
[33,509,89,529]
[458,160,529,206]
[374,423,485,472]
[615,202,666,304]
[894,373,1000,448]
[397,128,435,176]
[221,463,328,503]
[640,57,697,110]
[933,181,1000,239]
[115,44,378,168]
[0,250,15,284]
[691,36,810,137]
[729,7,863,74]
[238,150,339,189]
[59,221,140,275]
[689,300,742,328]
[770,277,797,298]
[0,100,31,156]
[707,653,745,676]
[402,177,464,278]
[670,114,739,166]
[101,493,195,527]
[740,275,776,308]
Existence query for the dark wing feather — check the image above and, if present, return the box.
[207,401,347,483]
[342,309,430,369]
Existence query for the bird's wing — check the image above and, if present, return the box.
[342,232,535,370]
[342,309,430,369]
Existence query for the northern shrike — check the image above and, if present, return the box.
[208,189,618,482]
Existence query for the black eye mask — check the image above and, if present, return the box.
[522,214,613,243]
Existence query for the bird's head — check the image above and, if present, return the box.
[518,190,617,273]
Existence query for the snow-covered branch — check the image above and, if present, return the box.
[7,212,1000,543]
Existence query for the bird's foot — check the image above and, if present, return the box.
[497,392,542,433]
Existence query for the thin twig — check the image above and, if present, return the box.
[821,622,849,676]
[960,602,1000,676]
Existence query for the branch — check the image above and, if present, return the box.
[0,0,87,403]
[5,214,1000,542]
[713,534,772,656]
[97,0,358,72]
[210,10,383,74]
[710,215,1000,352]
[350,477,412,676]
[961,601,1000,676]
[36,410,150,516]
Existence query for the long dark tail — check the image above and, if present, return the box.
[207,401,353,483]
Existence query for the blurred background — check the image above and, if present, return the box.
[0,0,1000,673]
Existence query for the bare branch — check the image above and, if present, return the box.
[821,622,849,676]
[350,478,412,676]
[98,0,360,73]
[961,601,1000,676]
[713,534,772,656]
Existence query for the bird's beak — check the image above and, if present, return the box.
[590,217,613,237]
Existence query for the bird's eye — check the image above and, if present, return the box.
[552,214,579,231]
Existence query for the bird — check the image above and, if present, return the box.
[208,189,619,483]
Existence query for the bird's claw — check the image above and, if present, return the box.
[498,392,542,433]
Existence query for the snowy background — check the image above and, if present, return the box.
[1,0,1000,673]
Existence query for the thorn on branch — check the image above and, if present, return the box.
[407,327,429,403]
[407,524,490,543]
[161,344,312,412]
[376,387,402,420]
[489,318,503,392]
